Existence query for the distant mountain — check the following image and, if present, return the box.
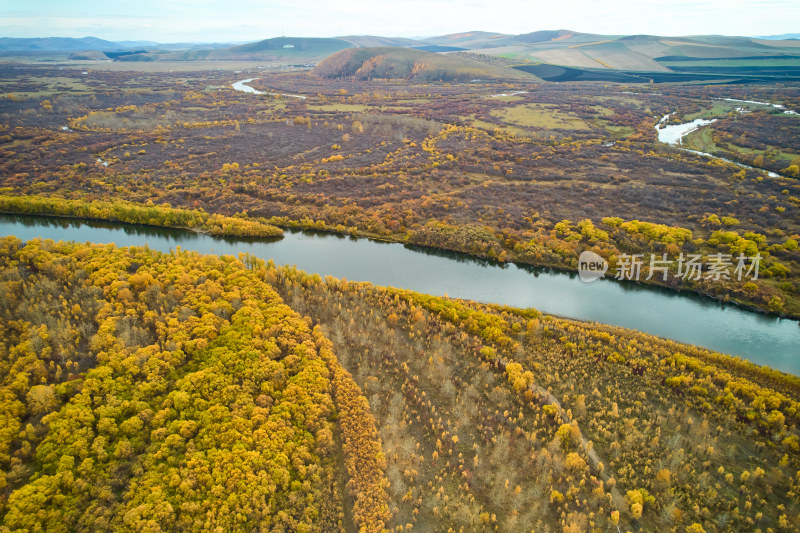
[410,45,467,53]
[419,31,510,48]
[312,46,534,82]
[755,34,800,40]
[0,36,244,54]
[0,36,124,52]
[227,37,348,56]
[117,37,354,62]
[115,40,161,48]
[67,50,110,60]
[336,35,419,48]
[417,31,800,71]
[8,31,800,76]
[422,29,607,49]
[116,40,236,51]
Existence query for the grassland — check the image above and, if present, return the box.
[682,125,718,152]
[682,101,742,121]
[490,103,593,130]
[0,75,94,98]
[307,103,373,112]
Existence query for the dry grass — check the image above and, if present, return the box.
[491,103,592,130]
[308,103,372,112]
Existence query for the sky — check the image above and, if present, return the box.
[1,0,798,42]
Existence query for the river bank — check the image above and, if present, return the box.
[2,195,794,321]
[2,212,798,373]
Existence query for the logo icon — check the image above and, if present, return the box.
[578,251,608,283]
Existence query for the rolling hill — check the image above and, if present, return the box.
[116,37,354,62]
[335,35,420,48]
[220,37,351,58]
[424,29,607,49]
[756,33,800,40]
[12,30,800,83]
[419,30,511,48]
[0,36,125,52]
[312,46,532,81]
[456,32,800,71]
[161,31,800,74]
[0,37,237,53]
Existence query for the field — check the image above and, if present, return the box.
[420,32,800,71]
[660,59,800,68]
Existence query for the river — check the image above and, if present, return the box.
[722,98,798,115]
[655,96,799,177]
[231,78,307,99]
[656,117,781,177]
[655,115,717,145]
[1,214,798,374]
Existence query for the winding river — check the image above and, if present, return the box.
[655,97,798,177]
[2,214,798,374]
[656,117,781,177]
[655,114,717,145]
[722,98,798,115]
[231,78,307,99]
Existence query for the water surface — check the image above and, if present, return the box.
[1,214,798,374]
